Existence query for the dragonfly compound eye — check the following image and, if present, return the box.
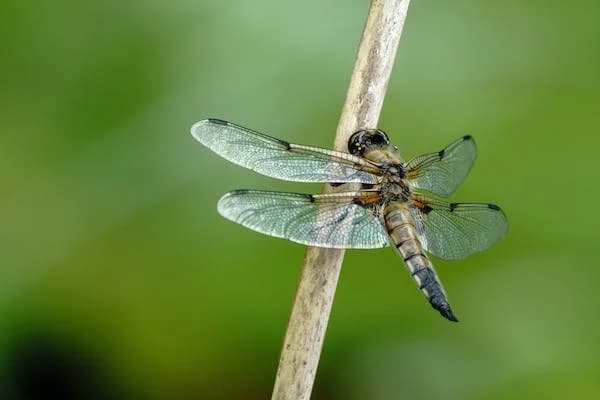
[348,129,390,156]
[348,130,368,155]
[371,129,390,145]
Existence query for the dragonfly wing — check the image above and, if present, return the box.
[217,190,389,249]
[405,135,477,197]
[411,193,508,260]
[191,119,382,184]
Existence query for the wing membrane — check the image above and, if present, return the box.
[405,135,477,197]
[217,190,389,249]
[191,119,382,184]
[412,194,507,260]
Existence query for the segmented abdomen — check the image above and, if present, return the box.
[384,204,458,322]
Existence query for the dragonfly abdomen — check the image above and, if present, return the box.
[384,206,458,322]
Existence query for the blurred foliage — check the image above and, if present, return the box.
[1,0,599,399]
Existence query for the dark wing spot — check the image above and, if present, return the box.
[329,182,344,187]
[351,198,366,207]
[450,203,458,211]
[229,189,251,195]
[308,194,316,203]
[422,205,433,214]
[207,118,228,125]
[487,203,501,211]
[438,149,445,159]
[279,140,292,150]
[462,134,473,141]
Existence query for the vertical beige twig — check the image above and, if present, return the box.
[271,1,411,399]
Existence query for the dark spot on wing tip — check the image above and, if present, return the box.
[207,118,228,125]
[308,194,315,203]
[439,306,459,322]
[438,149,445,159]
[422,205,433,214]
[229,189,250,195]
[488,203,501,211]
[450,202,458,211]
[462,134,473,141]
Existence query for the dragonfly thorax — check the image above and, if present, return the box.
[379,181,411,202]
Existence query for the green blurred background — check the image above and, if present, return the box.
[1,0,599,399]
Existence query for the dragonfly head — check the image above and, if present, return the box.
[348,129,391,156]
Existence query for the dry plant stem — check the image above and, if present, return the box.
[271,1,411,399]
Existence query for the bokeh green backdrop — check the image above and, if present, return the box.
[1,1,599,399]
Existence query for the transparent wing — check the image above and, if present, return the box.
[411,194,508,260]
[405,135,477,197]
[217,190,389,249]
[191,119,382,184]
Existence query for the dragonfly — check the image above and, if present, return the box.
[191,118,507,322]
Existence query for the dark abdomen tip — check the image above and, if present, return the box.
[438,304,459,322]
[429,294,459,322]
